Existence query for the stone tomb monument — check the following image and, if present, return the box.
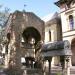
[4,11,45,75]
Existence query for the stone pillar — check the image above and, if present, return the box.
[5,44,11,68]
[51,57,54,67]
[48,60,51,75]
[48,57,52,75]
[5,54,9,68]
[7,41,23,75]
[42,60,46,75]
[60,56,65,75]
[6,30,23,75]
[65,56,71,75]
[3,45,8,68]
[69,56,72,66]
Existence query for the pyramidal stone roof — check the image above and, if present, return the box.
[4,10,44,27]
[13,10,43,22]
[42,12,58,22]
[4,10,45,34]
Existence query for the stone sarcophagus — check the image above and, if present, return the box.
[41,40,72,57]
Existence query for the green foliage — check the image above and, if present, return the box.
[56,72,61,75]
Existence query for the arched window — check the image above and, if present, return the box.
[69,15,74,30]
[49,30,51,41]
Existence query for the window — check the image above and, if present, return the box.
[49,30,51,41]
[69,15,74,30]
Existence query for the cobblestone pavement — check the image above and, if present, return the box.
[0,66,75,75]
[0,68,6,75]
[22,66,75,75]
[51,66,75,75]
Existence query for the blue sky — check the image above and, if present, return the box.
[0,0,59,18]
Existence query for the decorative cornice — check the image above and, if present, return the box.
[55,0,74,7]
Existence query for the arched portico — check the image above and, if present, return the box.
[21,27,42,68]
[22,27,41,44]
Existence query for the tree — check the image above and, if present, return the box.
[0,6,10,26]
[0,5,10,45]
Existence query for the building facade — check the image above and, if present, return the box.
[55,0,75,66]
[43,0,75,67]
[44,12,62,67]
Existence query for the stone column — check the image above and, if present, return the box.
[60,56,65,75]
[5,54,9,68]
[42,60,46,75]
[7,41,23,75]
[48,57,52,75]
[65,56,71,75]
[48,60,51,75]
[4,43,10,69]
[3,45,8,68]
[7,30,23,75]
[51,57,54,67]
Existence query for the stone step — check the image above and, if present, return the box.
[51,66,75,74]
